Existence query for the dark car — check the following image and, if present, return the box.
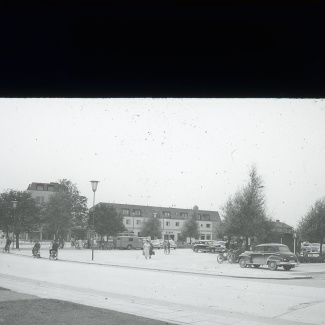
[238,243,298,271]
[193,240,226,253]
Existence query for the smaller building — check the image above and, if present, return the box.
[273,220,293,235]
[26,182,60,240]
[26,182,60,204]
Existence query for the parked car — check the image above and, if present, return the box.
[152,239,163,249]
[168,239,177,250]
[193,240,225,253]
[309,243,321,252]
[238,243,298,271]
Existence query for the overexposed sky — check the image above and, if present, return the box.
[1,98,324,228]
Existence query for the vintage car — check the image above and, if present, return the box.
[151,239,164,249]
[238,243,298,271]
[193,240,226,253]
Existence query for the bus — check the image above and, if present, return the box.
[113,236,147,250]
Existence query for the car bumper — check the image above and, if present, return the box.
[277,261,298,267]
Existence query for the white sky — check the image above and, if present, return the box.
[1,98,324,228]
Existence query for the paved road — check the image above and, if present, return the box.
[1,248,325,325]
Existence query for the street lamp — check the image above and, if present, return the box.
[90,181,99,261]
[12,200,18,250]
[293,232,297,255]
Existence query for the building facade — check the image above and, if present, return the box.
[99,202,221,242]
[26,182,60,204]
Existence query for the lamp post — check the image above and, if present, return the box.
[293,232,297,255]
[12,200,18,250]
[90,181,99,261]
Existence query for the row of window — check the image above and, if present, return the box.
[124,219,211,228]
[121,208,210,220]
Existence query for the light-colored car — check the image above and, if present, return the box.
[168,240,177,249]
[152,239,163,249]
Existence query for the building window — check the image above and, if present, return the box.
[47,186,54,191]
[163,211,171,218]
[133,209,141,216]
[125,219,131,225]
[203,214,210,220]
[176,222,179,227]
[122,209,130,215]
[206,224,211,228]
[166,221,170,226]
[206,235,211,240]
[197,214,201,220]
[200,235,205,240]
[201,224,203,228]
[136,220,141,225]
[180,213,188,218]
[36,184,44,191]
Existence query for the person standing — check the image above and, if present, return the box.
[143,240,151,259]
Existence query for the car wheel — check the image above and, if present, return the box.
[253,264,260,268]
[239,258,247,268]
[268,261,278,271]
[127,244,132,250]
[283,265,292,271]
[194,248,198,252]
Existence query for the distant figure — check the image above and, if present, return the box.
[32,240,41,257]
[225,240,230,250]
[4,237,11,252]
[71,238,75,247]
[49,240,59,257]
[149,241,154,258]
[78,239,83,249]
[143,240,151,259]
[166,240,171,254]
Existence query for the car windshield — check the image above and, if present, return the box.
[278,246,290,252]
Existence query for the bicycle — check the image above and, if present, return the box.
[217,249,236,264]
[3,244,10,253]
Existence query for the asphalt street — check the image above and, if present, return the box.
[1,246,325,325]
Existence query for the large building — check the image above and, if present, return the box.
[99,202,221,241]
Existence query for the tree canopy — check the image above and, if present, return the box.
[0,190,41,248]
[42,179,88,239]
[140,216,161,239]
[297,197,325,254]
[180,206,200,243]
[219,165,274,248]
[89,204,125,238]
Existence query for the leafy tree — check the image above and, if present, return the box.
[180,206,200,244]
[42,179,88,239]
[89,204,125,239]
[297,197,325,254]
[0,190,41,248]
[140,216,161,239]
[219,165,274,249]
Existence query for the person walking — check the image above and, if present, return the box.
[149,241,154,259]
[143,240,151,259]
[167,240,171,254]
